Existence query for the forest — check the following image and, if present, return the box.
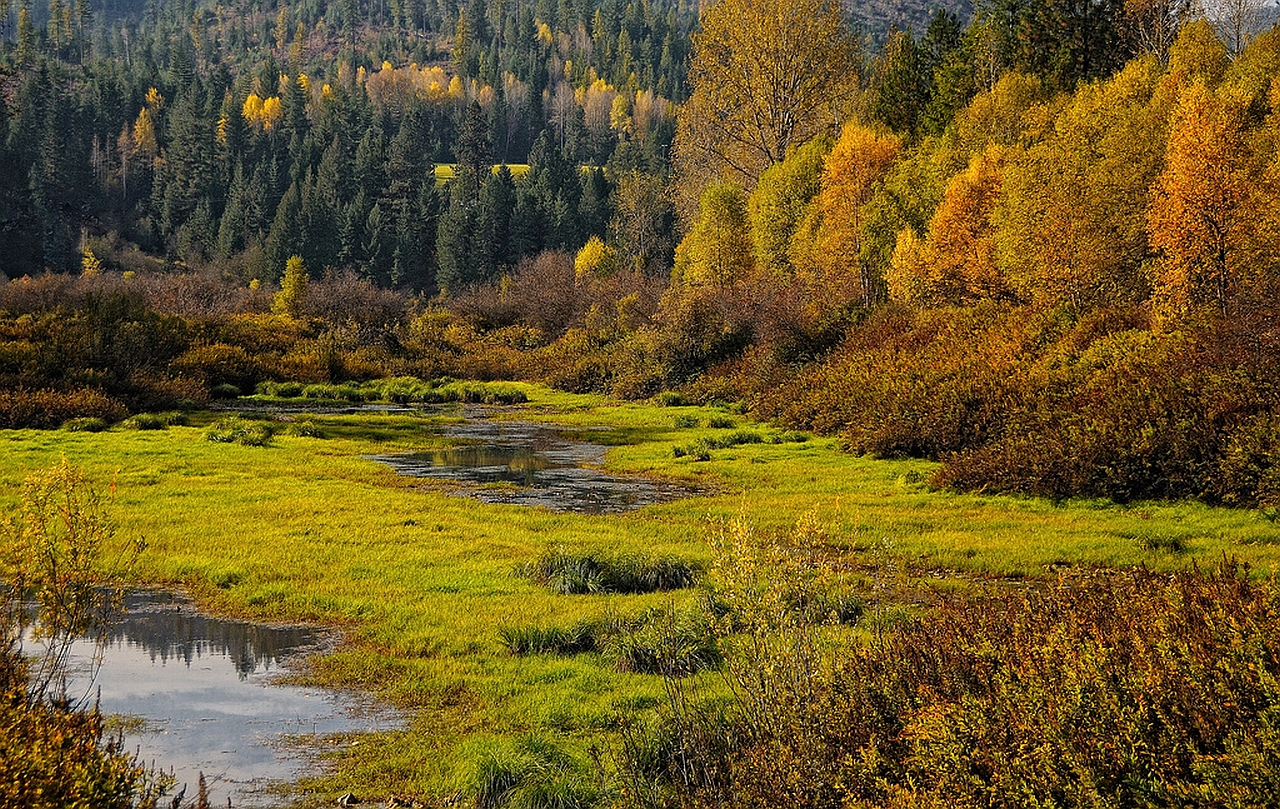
[3,0,1280,506]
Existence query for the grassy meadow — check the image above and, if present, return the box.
[4,383,1280,804]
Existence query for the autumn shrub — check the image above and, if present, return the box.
[628,515,1280,809]
[0,460,166,808]
[0,387,128,429]
[169,342,263,393]
[0,650,169,809]
[745,301,1280,506]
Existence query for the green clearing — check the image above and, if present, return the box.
[3,383,1279,804]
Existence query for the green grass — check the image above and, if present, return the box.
[4,383,1280,805]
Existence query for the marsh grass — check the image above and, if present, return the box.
[254,377,529,406]
[455,734,601,809]
[522,547,701,595]
[62,416,108,432]
[500,622,599,655]
[121,411,188,430]
[4,386,1280,805]
[204,415,274,445]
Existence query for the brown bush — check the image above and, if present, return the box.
[0,388,128,429]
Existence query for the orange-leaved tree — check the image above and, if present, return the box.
[791,123,901,313]
[1147,76,1276,322]
[887,145,1007,306]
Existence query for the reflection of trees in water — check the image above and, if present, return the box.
[104,592,320,680]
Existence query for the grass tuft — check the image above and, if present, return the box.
[523,547,701,595]
[204,415,274,446]
[61,416,108,432]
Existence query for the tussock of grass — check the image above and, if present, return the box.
[522,547,701,595]
[455,734,601,809]
[602,607,720,676]
[499,623,599,656]
[204,415,274,446]
[283,418,326,438]
[500,608,720,676]
[62,416,108,432]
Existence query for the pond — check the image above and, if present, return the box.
[371,419,696,513]
[44,590,398,808]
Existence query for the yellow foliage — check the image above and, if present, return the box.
[131,108,157,158]
[574,236,618,282]
[889,147,1006,305]
[241,92,264,123]
[80,249,103,278]
[260,96,283,132]
[793,122,900,309]
[1149,81,1261,321]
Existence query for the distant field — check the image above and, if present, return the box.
[4,384,1278,804]
[434,163,532,184]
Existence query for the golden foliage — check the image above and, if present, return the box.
[791,123,900,310]
[673,0,858,222]
[1148,81,1261,320]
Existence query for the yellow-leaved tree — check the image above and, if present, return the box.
[791,123,901,311]
[1148,81,1260,320]
[672,0,859,224]
[994,56,1168,309]
[273,255,309,318]
[673,181,754,289]
[887,146,1007,305]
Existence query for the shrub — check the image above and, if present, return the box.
[0,460,168,809]
[210,382,241,399]
[632,516,1280,809]
[0,387,128,429]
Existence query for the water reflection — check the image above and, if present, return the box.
[98,591,318,680]
[372,420,695,513]
[47,591,397,808]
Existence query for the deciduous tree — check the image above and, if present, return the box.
[672,0,858,224]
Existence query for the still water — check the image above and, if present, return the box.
[46,590,397,808]
[372,419,695,513]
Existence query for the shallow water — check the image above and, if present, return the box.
[371,419,694,513]
[40,591,397,808]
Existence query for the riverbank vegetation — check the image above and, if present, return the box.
[3,391,1280,805]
